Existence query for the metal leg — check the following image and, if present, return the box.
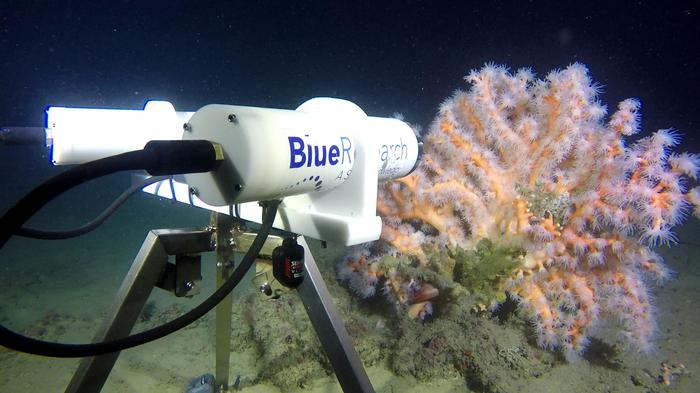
[65,231,168,393]
[64,227,374,393]
[65,229,213,393]
[295,236,375,393]
[213,213,236,391]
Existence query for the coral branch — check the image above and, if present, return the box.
[338,63,699,358]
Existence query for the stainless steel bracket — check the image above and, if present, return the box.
[65,228,213,393]
[64,227,375,393]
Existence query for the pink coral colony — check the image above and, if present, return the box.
[338,63,700,359]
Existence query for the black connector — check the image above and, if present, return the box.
[0,126,46,146]
[143,140,223,176]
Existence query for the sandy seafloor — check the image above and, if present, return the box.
[0,180,698,393]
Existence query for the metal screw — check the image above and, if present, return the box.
[185,281,195,290]
[183,122,192,132]
[259,283,272,296]
[189,187,199,196]
[227,114,238,123]
[234,184,243,191]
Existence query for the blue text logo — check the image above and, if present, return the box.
[289,136,352,168]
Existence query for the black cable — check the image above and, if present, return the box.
[0,149,155,248]
[0,140,220,248]
[0,199,279,357]
[16,175,169,240]
[0,139,256,357]
[0,126,46,146]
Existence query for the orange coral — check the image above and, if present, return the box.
[339,63,699,358]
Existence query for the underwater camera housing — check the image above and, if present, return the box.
[46,97,420,246]
[18,97,421,392]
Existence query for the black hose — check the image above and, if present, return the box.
[0,149,153,248]
[0,140,258,357]
[0,199,279,357]
[0,140,220,248]
[16,175,169,240]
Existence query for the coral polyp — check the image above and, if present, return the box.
[338,63,700,358]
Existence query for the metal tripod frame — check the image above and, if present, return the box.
[64,213,374,392]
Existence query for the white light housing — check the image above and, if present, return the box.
[45,98,419,246]
[46,101,192,164]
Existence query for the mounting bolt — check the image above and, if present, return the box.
[259,283,272,296]
[227,113,238,123]
[234,184,243,191]
[183,122,192,132]
[189,187,199,196]
[185,281,195,290]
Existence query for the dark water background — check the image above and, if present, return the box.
[2,0,698,225]
[2,1,698,136]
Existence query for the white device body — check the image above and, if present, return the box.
[46,101,192,165]
[45,98,419,246]
[182,102,357,204]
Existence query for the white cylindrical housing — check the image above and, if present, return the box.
[45,97,419,210]
[295,97,419,181]
[183,104,356,205]
[46,101,190,164]
[367,116,419,181]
